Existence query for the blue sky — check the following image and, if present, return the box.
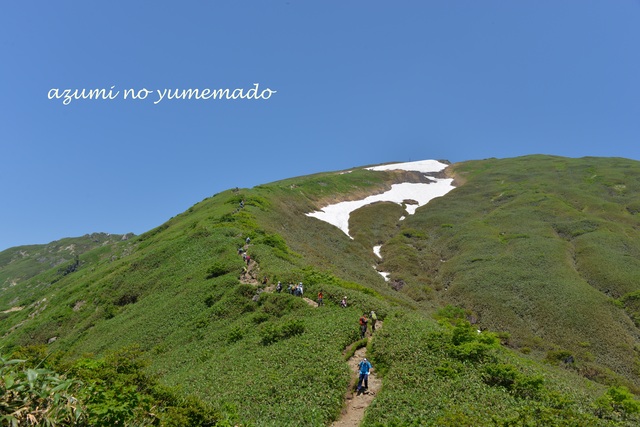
[1,1,639,251]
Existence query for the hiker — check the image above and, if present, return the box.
[246,254,251,265]
[246,237,251,244]
[359,314,369,339]
[276,282,282,293]
[357,357,372,394]
[370,310,377,333]
[298,283,304,296]
[288,283,293,294]
[238,247,243,255]
[317,291,323,306]
[341,296,347,308]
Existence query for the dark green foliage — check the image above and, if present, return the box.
[259,233,289,253]
[546,349,575,365]
[205,261,233,278]
[259,292,306,317]
[159,395,222,427]
[451,321,477,345]
[483,363,544,399]
[435,304,468,324]
[594,386,640,421]
[260,319,305,345]
[226,326,244,344]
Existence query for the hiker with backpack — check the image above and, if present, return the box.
[357,357,372,394]
[276,282,282,293]
[317,291,323,306]
[359,314,369,339]
[370,310,377,333]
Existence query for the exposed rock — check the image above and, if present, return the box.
[389,279,405,291]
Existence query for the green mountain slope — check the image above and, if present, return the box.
[0,233,134,311]
[1,155,640,426]
[380,156,640,387]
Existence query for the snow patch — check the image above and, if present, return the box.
[366,159,449,173]
[306,181,453,237]
[376,269,390,281]
[373,245,382,258]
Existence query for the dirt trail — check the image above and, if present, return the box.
[238,247,319,308]
[239,259,259,284]
[331,322,382,427]
[302,297,318,307]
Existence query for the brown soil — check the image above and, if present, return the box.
[331,322,382,427]
[302,297,319,308]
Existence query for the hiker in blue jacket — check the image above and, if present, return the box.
[357,357,372,394]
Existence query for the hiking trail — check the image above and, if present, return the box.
[239,243,259,285]
[331,321,383,427]
[238,243,319,307]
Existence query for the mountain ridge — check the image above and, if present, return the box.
[2,154,640,425]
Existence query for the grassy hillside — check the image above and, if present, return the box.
[379,155,640,389]
[1,155,640,426]
[0,233,134,311]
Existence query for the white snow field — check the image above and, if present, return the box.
[306,159,456,282]
[306,160,455,238]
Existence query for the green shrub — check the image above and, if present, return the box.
[259,323,281,346]
[451,321,476,345]
[545,349,574,365]
[435,304,468,324]
[513,374,544,399]
[227,327,245,344]
[206,261,233,279]
[250,312,270,324]
[594,386,640,420]
[483,363,519,388]
[280,319,305,339]
[451,341,493,362]
[259,319,305,346]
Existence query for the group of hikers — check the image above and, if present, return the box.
[359,310,377,339]
[238,237,252,265]
[275,281,307,297]
[239,235,376,394]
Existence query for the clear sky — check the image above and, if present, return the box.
[1,1,639,251]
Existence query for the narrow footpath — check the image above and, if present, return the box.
[331,322,383,427]
[237,237,381,426]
